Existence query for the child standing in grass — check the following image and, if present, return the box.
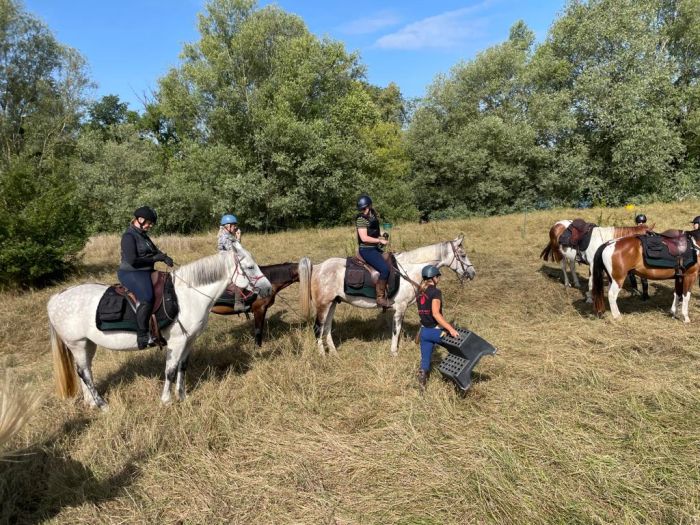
[416,265,459,390]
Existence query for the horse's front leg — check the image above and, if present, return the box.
[390,306,406,357]
[569,257,581,288]
[162,345,185,404]
[681,291,691,323]
[175,343,193,401]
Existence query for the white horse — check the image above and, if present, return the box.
[299,235,475,356]
[48,244,272,409]
[541,221,652,301]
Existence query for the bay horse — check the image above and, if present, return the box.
[591,233,700,322]
[541,221,652,301]
[48,246,272,409]
[211,258,309,346]
[298,235,475,356]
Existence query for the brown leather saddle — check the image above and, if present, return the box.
[112,271,169,312]
[568,219,596,246]
[350,250,394,285]
[658,229,688,256]
[111,272,170,344]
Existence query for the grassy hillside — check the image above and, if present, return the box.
[1,202,700,524]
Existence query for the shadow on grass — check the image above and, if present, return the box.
[0,417,145,524]
[330,314,422,346]
[571,280,678,318]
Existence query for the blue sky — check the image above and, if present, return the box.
[24,0,565,111]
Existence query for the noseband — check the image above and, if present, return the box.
[229,249,265,300]
[448,240,473,284]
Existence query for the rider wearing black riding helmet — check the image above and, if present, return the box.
[355,195,393,307]
[691,216,700,231]
[628,213,649,300]
[117,206,174,349]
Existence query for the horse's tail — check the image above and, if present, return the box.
[540,243,554,262]
[298,256,314,319]
[592,242,610,316]
[50,323,79,399]
[0,371,43,449]
[541,224,564,262]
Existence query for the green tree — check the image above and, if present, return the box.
[0,0,91,286]
[155,0,415,230]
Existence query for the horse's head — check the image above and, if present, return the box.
[445,234,476,282]
[229,242,273,298]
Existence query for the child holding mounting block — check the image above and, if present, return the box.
[416,265,459,390]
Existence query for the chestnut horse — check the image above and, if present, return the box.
[541,222,653,300]
[592,234,700,322]
[212,259,308,346]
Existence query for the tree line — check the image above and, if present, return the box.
[1,0,699,285]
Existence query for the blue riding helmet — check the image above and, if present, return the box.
[357,195,372,210]
[421,265,441,280]
[220,214,238,225]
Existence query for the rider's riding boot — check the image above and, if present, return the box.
[417,369,428,391]
[375,279,394,308]
[136,302,154,350]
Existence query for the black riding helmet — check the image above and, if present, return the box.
[635,214,647,224]
[134,206,157,224]
[692,216,700,225]
[357,195,372,210]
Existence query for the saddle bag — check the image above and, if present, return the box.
[96,287,126,322]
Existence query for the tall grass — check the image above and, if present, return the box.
[0,202,699,523]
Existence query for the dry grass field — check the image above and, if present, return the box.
[1,202,700,524]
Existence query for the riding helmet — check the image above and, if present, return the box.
[220,214,238,225]
[133,206,157,224]
[692,216,700,225]
[357,195,373,210]
[635,214,647,224]
[421,265,441,280]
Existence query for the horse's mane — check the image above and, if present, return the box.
[174,252,229,287]
[612,224,652,236]
[261,262,296,284]
[395,242,445,264]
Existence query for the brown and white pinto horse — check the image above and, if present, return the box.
[298,236,475,356]
[541,221,653,300]
[592,234,700,322]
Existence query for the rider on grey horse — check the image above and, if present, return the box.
[117,206,174,349]
[355,195,393,307]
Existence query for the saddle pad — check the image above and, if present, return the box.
[96,275,179,331]
[343,258,400,299]
[579,228,595,252]
[640,234,696,269]
[213,289,258,314]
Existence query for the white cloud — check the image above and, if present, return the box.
[374,3,493,50]
[338,10,401,35]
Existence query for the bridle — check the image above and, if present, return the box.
[446,240,474,284]
[171,249,263,301]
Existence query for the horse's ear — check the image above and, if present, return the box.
[456,233,464,244]
[649,223,656,231]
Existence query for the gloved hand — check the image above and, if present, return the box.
[153,253,174,267]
